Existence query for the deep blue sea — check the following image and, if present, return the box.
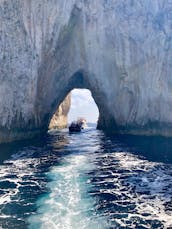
[0,125,172,229]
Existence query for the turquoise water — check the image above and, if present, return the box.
[0,126,172,228]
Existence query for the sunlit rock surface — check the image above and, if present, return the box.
[49,94,71,129]
[0,0,172,142]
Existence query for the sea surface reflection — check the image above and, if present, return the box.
[0,126,172,228]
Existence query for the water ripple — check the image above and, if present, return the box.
[0,128,172,228]
[89,151,172,228]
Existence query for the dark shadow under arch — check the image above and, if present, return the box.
[46,70,117,133]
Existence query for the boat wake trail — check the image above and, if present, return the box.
[28,153,107,229]
[1,128,172,228]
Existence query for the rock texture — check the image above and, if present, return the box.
[0,0,172,142]
[49,94,71,129]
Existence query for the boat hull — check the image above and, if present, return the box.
[69,126,81,132]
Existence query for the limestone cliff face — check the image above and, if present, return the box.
[49,94,71,129]
[0,0,172,142]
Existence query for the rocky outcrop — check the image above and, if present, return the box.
[0,0,172,143]
[49,94,71,129]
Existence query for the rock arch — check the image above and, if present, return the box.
[35,69,116,135]
[0,0,172,143]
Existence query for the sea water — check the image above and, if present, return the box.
[0,126,172,228]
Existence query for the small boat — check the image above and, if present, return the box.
[69,118,87,132]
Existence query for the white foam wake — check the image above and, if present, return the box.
[28,153,107,229]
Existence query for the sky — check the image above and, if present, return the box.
[68,89,99,123]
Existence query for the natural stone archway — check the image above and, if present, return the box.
[0,0,172,143]
[37,69,116,134]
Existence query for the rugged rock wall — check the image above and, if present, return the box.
[49,94,71,129]
[0,0,172,143]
